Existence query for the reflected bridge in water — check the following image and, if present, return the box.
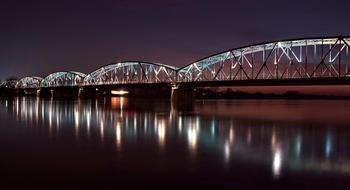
[1,97,350,179]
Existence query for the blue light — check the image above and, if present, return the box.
[196,116,200,131]
[211,118,216,141]
[295,134,302,158]
[325,132,332,158]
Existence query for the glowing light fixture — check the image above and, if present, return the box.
[111,90,129,95]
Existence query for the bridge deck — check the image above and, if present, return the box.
[176,77,350,88]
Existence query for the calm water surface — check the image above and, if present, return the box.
[1,97,350,189]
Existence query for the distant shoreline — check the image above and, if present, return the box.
[195,88,350,100]
[1,86,350,100]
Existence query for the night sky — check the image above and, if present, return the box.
[1,0,350,80]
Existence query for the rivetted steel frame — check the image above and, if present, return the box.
[0,80,18,88]
[83,61,177,85]
[41,71,86,87]
[16,77,43,89]
[177,36,350,82]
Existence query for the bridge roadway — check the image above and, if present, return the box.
[174,77,350,88]
[3,77,350,97]
[50,77,350,89]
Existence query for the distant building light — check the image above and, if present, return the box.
[111,90,129,95]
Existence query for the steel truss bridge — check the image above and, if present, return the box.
[3,36,350,90]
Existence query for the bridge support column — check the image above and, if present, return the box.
[38,88,52,98]
[79,87,98,98]
[18,89,39,96]
[171,86,195,111]
[0,88,18,97]
[39,87,80,98]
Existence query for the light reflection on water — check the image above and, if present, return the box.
[1,96,350,182]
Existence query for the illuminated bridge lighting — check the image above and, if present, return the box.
[3,36,350,92]
[111,90,129,95]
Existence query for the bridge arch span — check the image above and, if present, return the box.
[41,71,86,87]
[178,36,350,82]
[0,79,18,89]
[16,76,43,89]
[83,61,178,86]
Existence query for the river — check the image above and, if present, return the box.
[0,97,349,189]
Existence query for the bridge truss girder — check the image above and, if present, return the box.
[41,71,86,87]
[16,76,43,89]
[0,80,18,89]
[83,61,178,85]
[178,37,350,82]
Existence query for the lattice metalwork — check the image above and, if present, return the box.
[178,36,350,82]
[84,61,177,85]
[41,71,86,87]
[7,36,350,89]
[16,77,42,89]
[0,80,18,88]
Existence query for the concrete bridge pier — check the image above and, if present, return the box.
[39,87,80,98]
[0,88,18,97]
[79,87,98,98]
[38,88,52,98]
[171,86,195,111]
[18,88,39,96]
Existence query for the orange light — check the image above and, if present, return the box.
[111,90,129,95]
